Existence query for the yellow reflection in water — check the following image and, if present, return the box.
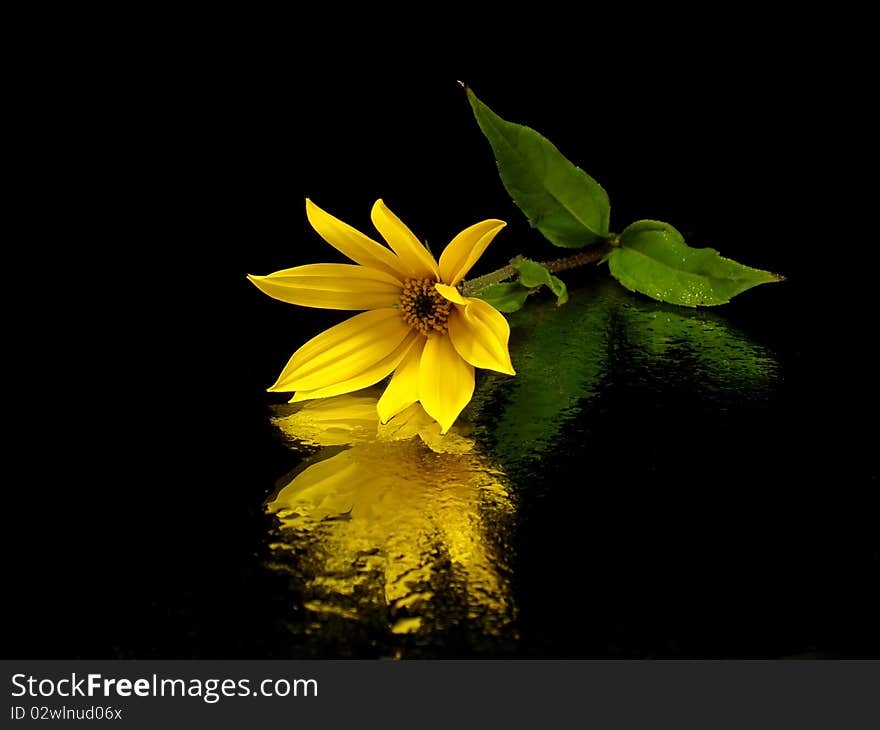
[266,391,515,652]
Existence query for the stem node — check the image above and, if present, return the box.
[461,240,614,297]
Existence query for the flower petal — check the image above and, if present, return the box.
[306,199,407,281]
[247,264,402,310]
[447,299,515,375]
[438,219,506,286]
[270,309,411,392]
[377,337,426,423]
[418,335,474,434]
[371,199,439,280]
[434,282,469,306]
[289,333,419,402]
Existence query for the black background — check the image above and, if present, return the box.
[8,27,877,658]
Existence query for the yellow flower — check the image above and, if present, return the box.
[248,199,515,433]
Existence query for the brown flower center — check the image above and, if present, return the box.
[399,278,453,336]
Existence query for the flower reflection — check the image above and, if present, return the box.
[265,390,516,657]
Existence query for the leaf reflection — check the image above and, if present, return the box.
[265,394,516,658]
[467,279,778,475]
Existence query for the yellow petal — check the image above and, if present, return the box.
[306,199,406,281]
[438,219,506,286]
[371,199,439,280]
[418,335,474,434]
[247,264,401,310]
[434,282,469,306]
[447,299,516,375]
[270,309,411,392]
[377,337,426,423]
[289,333,419,401]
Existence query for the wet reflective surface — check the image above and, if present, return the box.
[13,276,877,660]
[262,280,800,657]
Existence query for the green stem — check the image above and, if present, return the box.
[460,240,615,296]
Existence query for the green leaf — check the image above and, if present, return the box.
[607,220,783,306]
[473,282,531,313]
[510,259,568,305]
[467,88,610,248]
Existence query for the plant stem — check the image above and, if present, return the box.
[460,240,615,296]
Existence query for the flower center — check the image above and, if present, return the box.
[399,278,453,336]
